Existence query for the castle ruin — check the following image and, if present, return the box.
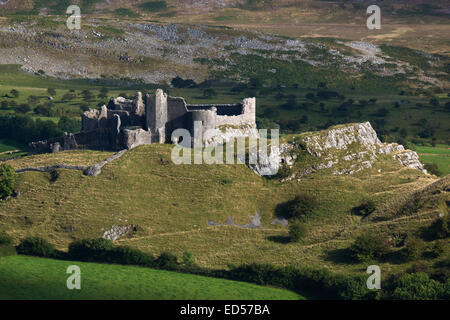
[29,89,256,153]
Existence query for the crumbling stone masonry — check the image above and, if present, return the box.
[28,89,256,153]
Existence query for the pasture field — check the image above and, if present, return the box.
[0,255,303,300]
[416,144,450,176]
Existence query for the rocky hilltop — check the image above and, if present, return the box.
[270,122,426,179]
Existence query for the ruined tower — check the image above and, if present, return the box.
[146,89,168,143]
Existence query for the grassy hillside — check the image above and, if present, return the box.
[2,0,447,53]
[1,142,446,278]
[0,255,303,299]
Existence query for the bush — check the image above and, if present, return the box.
[111,246,155,266]
[427,215,450,239]
[0,232,13,246]
[182,251,195,268]
[114,8,139,17]
[47,88,56,96]
[68,238,115,262]
[272,164,292,180]
[58,117,81,133]
[203,88,217,99]
[0,164,17,199]
[16,103,31,114]
[349,234,390,262]
[155,252,179,271]
[139,1,168,12]
[228,264,373,300]
[351,200,376,217]
[276,193,318,220]
[10,89,19,98]
[289,221,307,242]
[401,238,425,262]
[171,76,196,88]
[390,273,446,300]
[427,240,446,259]
[424,163,442,176]
[16,237,55,257]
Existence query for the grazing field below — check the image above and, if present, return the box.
[0,255,303,300]
[415,144,450,176]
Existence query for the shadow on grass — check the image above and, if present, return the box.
[323,248,354,265]
[381,250,405,265]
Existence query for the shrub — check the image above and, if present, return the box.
[349,234,390,262]
[424,163,442,177]
[289,221,307,242]
[10,89,19,98]
[316,90,340,100]
[16,237,55,257]
[0,232,13,246]
[427,240,446,259]
[273,164,292,180]
[351,200,376,217]
[276,193,317,220]
[203,88,217,99]
[228,264,373,300]
[182,251,195,268]
[401,238,425,262]
[171,76,196,88]
[155,252,179,271]
[0,164,17,199]
[114,8,139,17]
[111,246,154,266]
[139,1,168,12]
[47,88,56,96]
[229,263,281,286]
[58,117,81,133]
[34,104,52,116]
[68,238,115,262]
[16,103,31,114]
[390,273,446,300]
[61,93,76,101]
[428,215,450,239]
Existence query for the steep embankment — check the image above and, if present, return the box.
[0,122,443,273]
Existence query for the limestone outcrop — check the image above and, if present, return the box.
[102,225,137,241]
[268,122,426,178]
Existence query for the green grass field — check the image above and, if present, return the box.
[0,255,303,300]
[0,139,25,153]
[415,145,450,176]
[0,139,27,160]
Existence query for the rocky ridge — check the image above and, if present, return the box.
[252,122,426,178]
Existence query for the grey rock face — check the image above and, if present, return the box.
[247,144,281,177]
[394,151,426,173]
[102,225,136,241]
[271,217,289,227]
[303,122,382,157]
[209,210,263,229]
[276,121,427,178]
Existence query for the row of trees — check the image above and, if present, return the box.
[0,114,81,144]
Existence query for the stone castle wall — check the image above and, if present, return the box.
[29,89,257,153]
